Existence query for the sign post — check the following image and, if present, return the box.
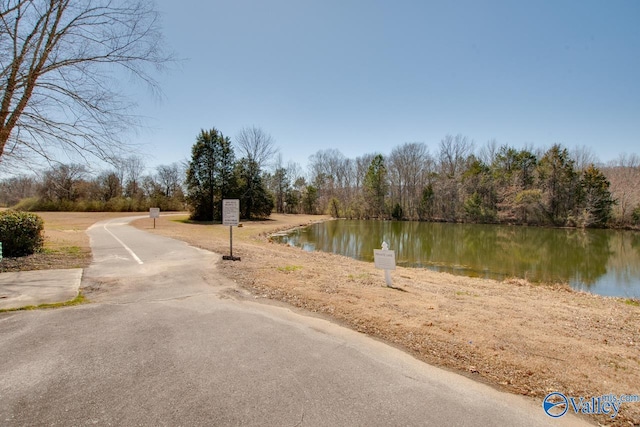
[149,207,160,229]
[222,199,240,261]
[374,242,396,287]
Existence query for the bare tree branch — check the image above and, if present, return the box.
[234,125,278,169]
[0,0,172,169]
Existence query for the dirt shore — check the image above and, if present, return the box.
[131,213,639,426]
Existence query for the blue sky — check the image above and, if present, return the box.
[132,0,640,171]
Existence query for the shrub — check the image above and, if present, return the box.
[633,205,640,225]
[11,197,41,211]
[327,197,342,218]
[0,210,44,257]
[391,203,403,220]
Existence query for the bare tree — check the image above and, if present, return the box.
[308,148,348,210]
[156,162,183,198]
[121,155,145,198]
[0,174,36,205]
[388,142,430,219]
[478,138,498,166]
[355,153,377,190]
[285,160,304,213]
[436,134,474,220]
[570,145,598,171]
[605,153,640,223]
[286,160,304,186]
[97,170,122,201]
[438,134,474,177]
[234,126,278,168]
[270,154,289,213]
[38,163,86,201]
[0,0,170,165]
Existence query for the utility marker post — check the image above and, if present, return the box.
[374,242,396,287]
[222,199,241,261]
[149,207,160,229]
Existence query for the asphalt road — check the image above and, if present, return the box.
[0,216,589,426]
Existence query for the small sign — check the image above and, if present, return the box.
[222,199,240,226]
[222,199,241,261]
[374,242,395,287]
[374,249,396,270]
[149,208,160,219]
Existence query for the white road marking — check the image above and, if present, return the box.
[103,222,144,265]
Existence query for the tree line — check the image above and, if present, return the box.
[0,158,185,212]
[0,126,277,221]
[266,136,640,228]
[2,129,640,229]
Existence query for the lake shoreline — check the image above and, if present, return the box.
[272,218,640,299]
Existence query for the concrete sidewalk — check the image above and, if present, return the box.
[0,269,83,310]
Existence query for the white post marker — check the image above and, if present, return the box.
[222,199,240,261]
[149,207,160,229]
[374,241,396,287]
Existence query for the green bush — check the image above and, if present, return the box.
[0,210,44,257]
[633,205,640,225]
[391,203,403,220]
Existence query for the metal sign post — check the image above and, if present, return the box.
[222,199,241,261]
[149,207,160,229]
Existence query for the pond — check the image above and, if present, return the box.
[273,220,640,298]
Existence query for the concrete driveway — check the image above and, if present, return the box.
[0,269,82,310]
[0,216,589,426]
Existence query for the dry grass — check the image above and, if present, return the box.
[134,213,640,426]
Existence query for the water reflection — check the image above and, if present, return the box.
[275,220,640,298]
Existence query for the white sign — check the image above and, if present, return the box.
[374,249,396,270]
[374,242,395,287]
[222,199,240,226]
[149,207,160,219]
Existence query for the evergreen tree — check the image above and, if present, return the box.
[537,144,579,225]
[579,164,615,227]
[302,185,319,214]
[632,205,640,225]
[364,154,388,218]
[462,156,496,222]
[235,158,274,219]
[417,184,435,220]
[271,167,289,213]
[328,197,342,218]
[491,146,537,222]
[284,187,300,214]
[185,128,236,221]
[391,203,403,220]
